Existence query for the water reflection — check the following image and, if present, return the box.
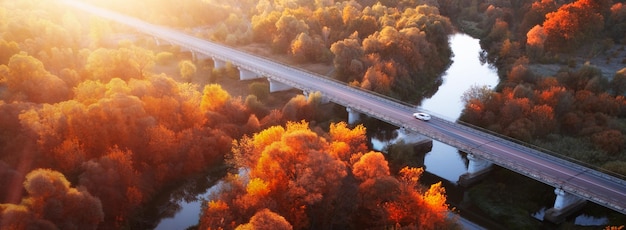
[373,33,499,182]
[532,207,610,226]
[148,168,226,229]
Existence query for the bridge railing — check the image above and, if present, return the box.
[449,117,626,183]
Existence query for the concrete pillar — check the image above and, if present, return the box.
[238,67,261,80]
[346,107,361,125]
[153,37,171,46]
[190,51,197,62]
[268,78,293,92]
[194,53,210,63]
[552,188,585,210]
[154,37,161,46]
[213,58,226,69]
[544,188,587,223]
[467,153,493,175]
[458,153,493,186]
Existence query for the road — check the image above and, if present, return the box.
[62,0,626,215]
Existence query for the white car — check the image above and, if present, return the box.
[413,112,431,121]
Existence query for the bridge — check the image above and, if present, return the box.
[63,0,626,221]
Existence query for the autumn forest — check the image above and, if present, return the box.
[1,0,626,229]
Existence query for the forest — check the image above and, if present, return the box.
[76,0,626,177]
[80,0,626,178]
[82,0,455,103]
[3,0,626,229]
[0,0,454,229]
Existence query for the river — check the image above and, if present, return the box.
[419,33,499,182]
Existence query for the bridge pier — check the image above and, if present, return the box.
[154,37,161,46]
[544,188,587,223]
[154,37,174,47]
[213,58,226,69]
[458,153,493,186]
[346,107,361,125]
[268,78,293,92]
[191,51,209,62]
[238,67,261,80]
[154,37,164,46]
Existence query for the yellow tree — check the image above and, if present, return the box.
[200,84,231,112]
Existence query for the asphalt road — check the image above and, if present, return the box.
[62,0,626,215]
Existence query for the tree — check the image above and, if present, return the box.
[236,209,293,230]
[330,33,364,81]
[611,68,626,96]
[200,84,231,112]
[329,122,368,162]
[542,0,605,52]
[290,32,314,62]
[352,151,390,181]
[178,60,196,82]
[79,147,142,226]
[1,53,69,103]
[384,167,449,229]
[252,11,281,43]
[461,85,493,106]
[520,0,557,36]
[85,46,155,82]
[500,97,532,126]
[0,169,104,230]
[608,2,626,42]
[0,39,19,65]
[249,82,270,101]
[526,25,546,59]
[529,104,556,137]
[592,129,625,155]
[315,6,343,29]
[361,64,392,95]
[273,14,309,53]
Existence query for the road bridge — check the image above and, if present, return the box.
[62,0,626,220]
